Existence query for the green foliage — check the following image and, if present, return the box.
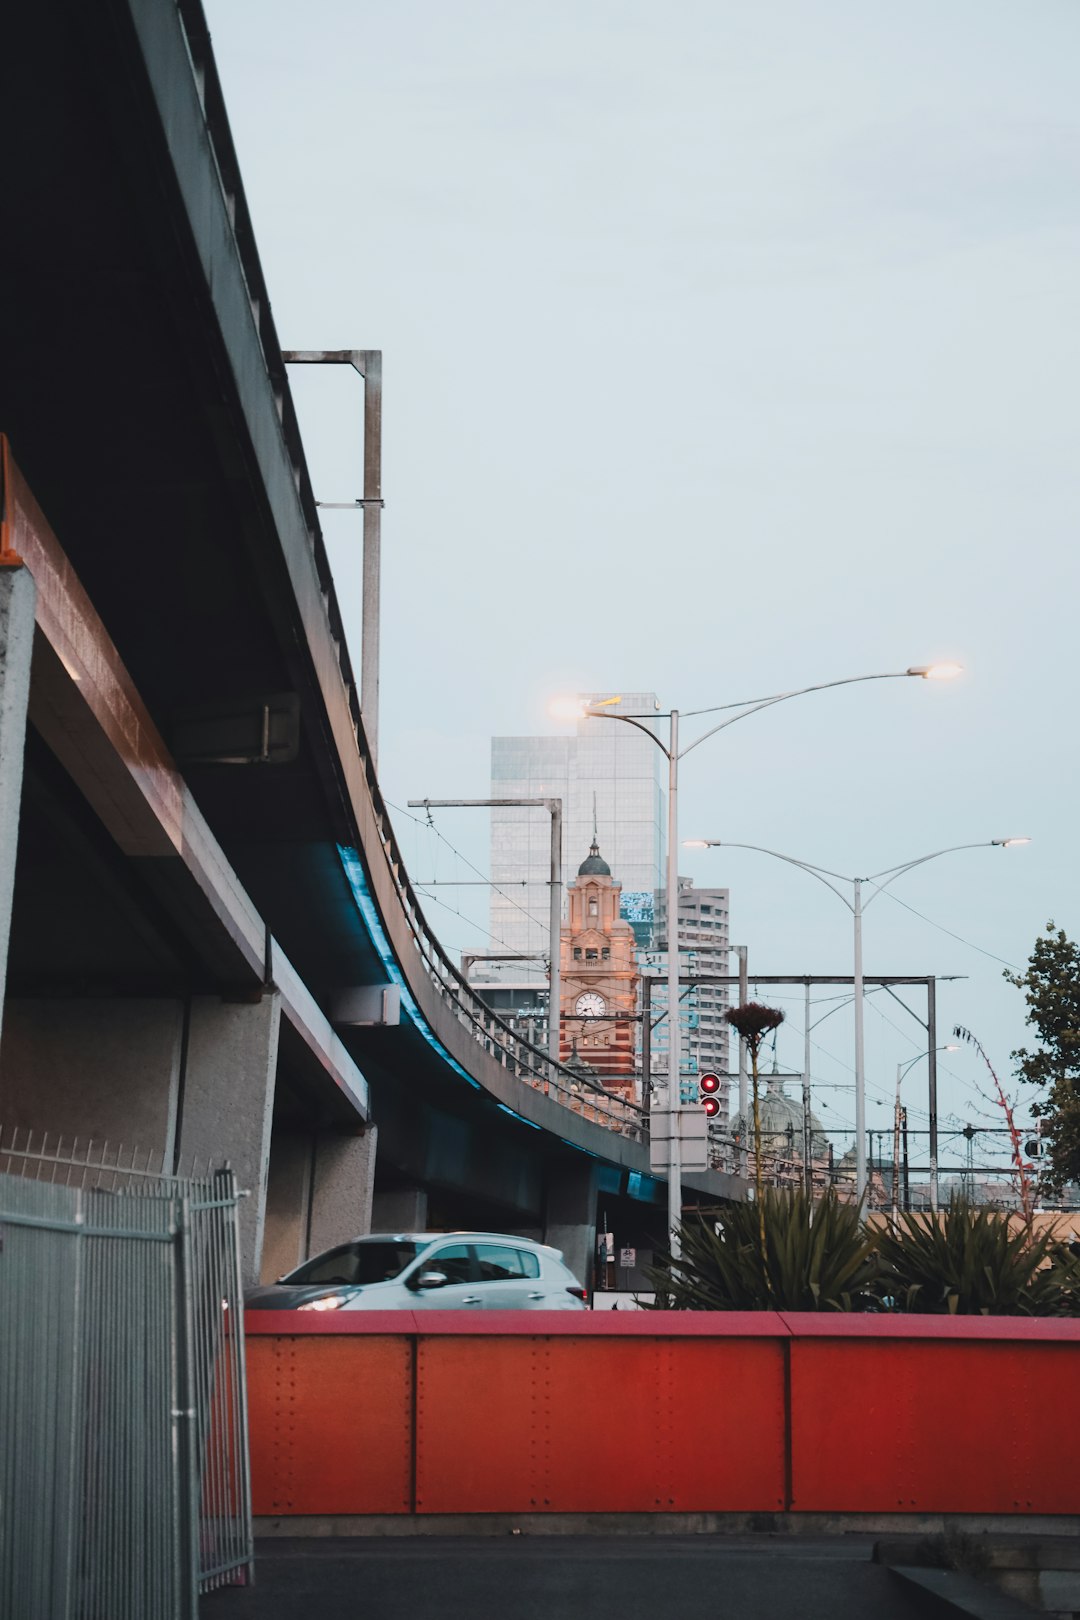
[646,1188,881,1312]
[1008,923,1080,1192]
[875,1197,1073,1316]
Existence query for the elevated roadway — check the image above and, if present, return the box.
[0,0,741,1283]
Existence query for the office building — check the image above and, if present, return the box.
[489,693,665,988]
[643,878,732,1116]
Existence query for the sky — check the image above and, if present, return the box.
[205,0,1079,1172]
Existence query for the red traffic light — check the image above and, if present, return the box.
[702,1096,721,1118]
[699,1072,721,1094]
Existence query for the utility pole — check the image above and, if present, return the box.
[408,798,562,1064]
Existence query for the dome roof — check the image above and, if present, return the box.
[577,838,611,877]
[730,1077,829,1158]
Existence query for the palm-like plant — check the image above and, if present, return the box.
[876,1197,1069,1315]
[647,1189,882,1312]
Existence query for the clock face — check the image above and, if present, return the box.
[575,992,606,1019]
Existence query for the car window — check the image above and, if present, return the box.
[424,1243,474,1285]
[285,1240,421,1286]
[475,1245,540,1281]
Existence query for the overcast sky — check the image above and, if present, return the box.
[206,0,1079,1166]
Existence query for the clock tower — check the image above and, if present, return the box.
[559,838,639,1094]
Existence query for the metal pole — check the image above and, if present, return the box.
[927,977,939,1211]
[666,712,682,1255]
[891,1062,903,1227]
[360,351,382,768]
[737,944,748,1177]
[641,977,652,1115]
[853,878,867,1201]
[802,980,813,1196]
[902,1107,910,1211]
[548,798,562,1065]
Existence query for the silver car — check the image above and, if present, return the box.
[245,1231,589,1313]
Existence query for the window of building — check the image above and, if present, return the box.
[573,947,582,961]
[586,949,598,961]
[601,947,610,960]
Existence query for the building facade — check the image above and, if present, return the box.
[643,878,732,1115]
[558,840,639,1094]
[489,693,666,992]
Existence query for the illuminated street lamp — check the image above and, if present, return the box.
[552,663,961,1255]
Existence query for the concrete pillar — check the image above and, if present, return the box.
[260,1125,378,1284]
[260,1128,312,1284]
[176,992,280,1285]
[0,567,36,1043]
[371,1185,428,1232]
[307,1128,377,1255]
[543,1157,599,1293]
[0,997,184,1158]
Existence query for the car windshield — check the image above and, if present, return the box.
[284,1240,422,1287]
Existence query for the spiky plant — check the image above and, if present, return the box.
[953,1024,1036,1227]
[876,1196,1071,1315]
[646,1189,882,1312]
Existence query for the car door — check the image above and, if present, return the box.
[406,1242,483,1310]
[473,1243,545,1309]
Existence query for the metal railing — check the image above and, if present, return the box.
[0,1129,253,1619]
[357,746,647,1140]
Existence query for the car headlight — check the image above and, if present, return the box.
[296,1293,348,1312]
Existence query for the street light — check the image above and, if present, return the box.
[891,1046,958,1223]
[684,837,1028,1208]
[554,663,961,1254]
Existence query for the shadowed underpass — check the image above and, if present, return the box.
[201,1536,935,1620]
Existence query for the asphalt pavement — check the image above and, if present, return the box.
[201,1535,939,1620]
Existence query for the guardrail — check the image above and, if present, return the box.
[246,1310,1080,1519]
[353,732,648,1143]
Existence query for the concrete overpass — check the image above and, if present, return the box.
[0,0,742,1287]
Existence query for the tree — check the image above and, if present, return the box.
[1008,923,1080,1192]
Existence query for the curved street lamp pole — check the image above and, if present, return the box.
[575,664,959,1254]
[891,1046,959,1223]
[685,838,1028,1208]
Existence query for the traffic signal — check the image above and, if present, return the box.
[698,1071,722,1118]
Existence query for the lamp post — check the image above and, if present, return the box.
[891,1046,958,1223]
[556,663,961,1254]
[685,837,1029,1208]
[407,798,562,1064]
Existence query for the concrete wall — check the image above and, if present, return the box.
[0,997,184,1160]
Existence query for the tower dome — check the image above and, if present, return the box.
[577,838,611,877]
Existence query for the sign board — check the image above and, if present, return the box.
[649,1107,708,1174]
[619,1248,636,1269]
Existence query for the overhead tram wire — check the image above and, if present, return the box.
[387,799,550,933]
[878,889,1020,970]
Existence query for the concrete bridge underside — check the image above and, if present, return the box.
[0,0,742,1288]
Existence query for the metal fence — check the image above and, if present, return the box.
[0,1129,253,1619]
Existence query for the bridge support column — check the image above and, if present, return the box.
[371,1185,428,1231]
[0,997,184,1154]
[307,1128,377,1254]
[544,1159,599,1295]
[0,567,36,1042]
[177,992,281,1284]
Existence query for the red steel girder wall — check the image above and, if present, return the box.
[246,1312,1080,1519]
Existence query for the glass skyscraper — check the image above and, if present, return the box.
[489,693,666,984]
